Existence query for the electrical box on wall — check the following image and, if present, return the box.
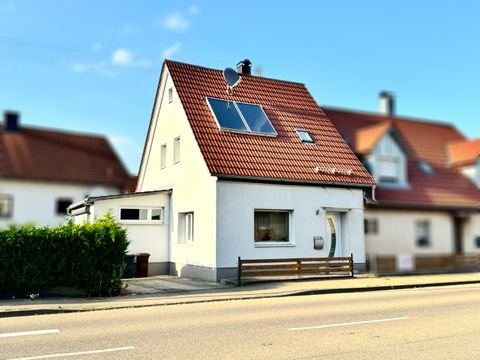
[313,236,324,250]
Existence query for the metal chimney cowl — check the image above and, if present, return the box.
[237,59,252,75]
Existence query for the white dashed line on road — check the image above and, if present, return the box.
[0,329,60,339]
[7,346,135,360]
[288,316,409,331]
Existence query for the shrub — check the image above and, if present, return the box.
[0,213,129,297]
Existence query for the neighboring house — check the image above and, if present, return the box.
[0,111,131,226]
[69,59,375,282]
[324,92,480,262]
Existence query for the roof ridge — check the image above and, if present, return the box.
[165,59,307,87]
[323,105,461,131]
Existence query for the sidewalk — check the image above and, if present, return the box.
[1,272,480,318]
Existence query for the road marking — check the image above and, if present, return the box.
[7,346,134,360]
[288,316,409,331]
[0,329,60,339]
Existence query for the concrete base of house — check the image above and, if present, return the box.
[147,262,367,282]
[148,262,170,276]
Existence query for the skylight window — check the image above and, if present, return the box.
[418,160,434,175]
[296,129,314,143]
[207,97,276,136]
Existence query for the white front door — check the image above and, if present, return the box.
[326,213,342,257]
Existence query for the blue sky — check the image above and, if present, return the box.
[1,0,479,174]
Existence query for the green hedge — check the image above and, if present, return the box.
[0,214,129,297]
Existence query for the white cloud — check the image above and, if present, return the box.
[110,48,151,68]
[162,42,182,59]
[188,5,200,15]
[162,12,190,31]
[112,48,133,66]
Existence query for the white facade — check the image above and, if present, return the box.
[365,209,480,257]
[460,158,480,187]
[75,65,370,282]
[216,181,366,268]
[0,178,119,227]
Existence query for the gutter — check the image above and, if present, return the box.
[66,198,94,217]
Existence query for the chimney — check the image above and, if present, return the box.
[3,111,20,133]
[237,59,252,75]
[379,91,395,116]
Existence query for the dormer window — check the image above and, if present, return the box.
[206,97,277,136]
[296,129,314,144]
[372,132,407,187]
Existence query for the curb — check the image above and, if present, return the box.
[1,279,479,319]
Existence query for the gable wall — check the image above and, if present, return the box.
[368,132,407,186]
[136,67,218,273]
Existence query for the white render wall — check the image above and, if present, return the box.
[136,67,218,271]
[0,179,119,227]
[216,181,366,268]
[90,193,170,263]
[463,213,480,253]
[364,209,454,256]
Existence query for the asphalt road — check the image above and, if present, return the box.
[1,284,480,359]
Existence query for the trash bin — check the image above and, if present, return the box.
[123,254,136,278]
[135,253,150,278]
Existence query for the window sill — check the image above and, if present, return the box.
[254,242,295,248]
[119,221,165,225]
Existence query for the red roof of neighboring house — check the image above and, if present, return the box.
[323,107,480,210]
[164,60,375,187]
[447,139,480,167]
[0,124,131,188]
[355,121,391,155]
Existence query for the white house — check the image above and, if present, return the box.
[0,111,132,227]
[324,92,480,263]
[69,59,376,282]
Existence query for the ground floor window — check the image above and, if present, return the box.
[254,210,290,243]
[416,220,430,247]
[364,218,378,235]
[56,198,73,215]
[119,207,165,223]
[178,212,194,244]
[0,194,13,218]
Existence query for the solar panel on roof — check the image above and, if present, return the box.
[236,102,276,134]
[207,97,247,131]
[206,97,277,136]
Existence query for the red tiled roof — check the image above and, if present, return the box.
[323,107,480,209]
[165,60,375,187]
[355,121,391,155]
[0,125,131,187]
[447,139,480,167]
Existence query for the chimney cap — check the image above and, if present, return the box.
[3,110,20,132]
[237,58,252,66]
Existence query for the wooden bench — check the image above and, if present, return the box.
[237,254,354,286]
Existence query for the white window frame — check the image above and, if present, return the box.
[254,209,294,247]
[178,212,194,244]
[416,220,431,247]
[0,194,13,218]
[160,143,167,169]
[119,207,165,224]
[295,129,314,144]
[168,87,173,103]
[173,137,181,164]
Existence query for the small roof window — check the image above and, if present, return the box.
[296,129,314,143]
[418,160,435,175]
[207,97,277,136]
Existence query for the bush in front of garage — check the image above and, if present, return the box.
[0,213,129,297]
